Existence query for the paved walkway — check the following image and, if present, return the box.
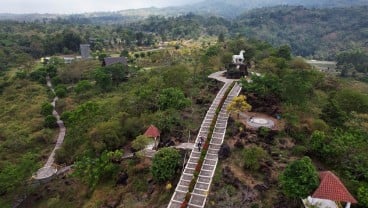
[168,71,241,208]
[34,76,66,180]
[175,143,195,150]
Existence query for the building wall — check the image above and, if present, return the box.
[80,44,91,59]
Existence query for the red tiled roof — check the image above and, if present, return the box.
[312,171,357,203]
[144,125,160,138]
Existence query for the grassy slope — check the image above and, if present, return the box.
[0,68,55,207]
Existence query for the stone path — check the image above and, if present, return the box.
[168,71,241,208]
[34,76,66,180]
[175,143,195,150]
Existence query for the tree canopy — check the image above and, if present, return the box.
[151,147,181,183]
[279,156,319,199]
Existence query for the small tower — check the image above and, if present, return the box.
[80,44,91,59]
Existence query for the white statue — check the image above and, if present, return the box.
[232,50,245,64]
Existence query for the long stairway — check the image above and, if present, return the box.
[168,80,241,208]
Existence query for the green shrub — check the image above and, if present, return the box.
[51,76,62,86]
[158,87,191,110]
[15,71,27,79]
[131,135,151,151]
[41,102,53,116]
[44,115,57,128]
[75,80,92,94]
[29,69,47,84]
[311,119,329,132]
[243,146,268,171]
[358,185,368,207]
[292,145,308,156]
[55,85,67,98]
[258,127,271,138]
[132,177,148,193]
[151,147,181,183]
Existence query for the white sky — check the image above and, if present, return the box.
[0,0,203,14]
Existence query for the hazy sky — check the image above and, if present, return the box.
[1,0,203,14]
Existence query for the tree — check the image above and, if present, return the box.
[310,130,329,158]
[89,121,123,153]
[277,45,292,60]
[289,57,311,70]
[94,68,112,91]
[321,98,347,127]
[104,64,129,85]
[151,147,181,183]
[281,70,321,105]
[158,88,191,110]
[218,33,225,42]
[120,49,129,57]
[29,68,47,84]
[131,135,151,151]
[240,74,281,98]
[279,156,319,199]
[136,32,144,46]
[61,30,82,52]
[334,89,368,114]
[227,95,252,118]
[73,150,123,189]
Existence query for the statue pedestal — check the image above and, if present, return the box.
[225,63,249,79]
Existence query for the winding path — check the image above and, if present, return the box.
[168,71,241,208]
[34,76,66,180]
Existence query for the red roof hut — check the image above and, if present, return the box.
[310,171,357,208]
[144,125,160,150]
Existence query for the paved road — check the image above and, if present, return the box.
[34,76,66,180]
[168,71,241,208]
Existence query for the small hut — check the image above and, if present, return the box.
[144,125,160,150]
[303,171,357,208]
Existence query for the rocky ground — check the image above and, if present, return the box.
[206,112,302,208]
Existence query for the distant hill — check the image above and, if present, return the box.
[233,6,368,59]
[1,0,368,21]
[183,0,368,18]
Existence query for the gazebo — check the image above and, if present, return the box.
[144,125,160,150]
[304,171,357,208]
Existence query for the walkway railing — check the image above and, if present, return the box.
[168,72,241,208]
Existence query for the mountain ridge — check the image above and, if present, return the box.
[1,0,368,21]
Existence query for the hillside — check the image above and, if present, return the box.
[1,3,368,207]
[233,6,368,59]
[182,0,368,18]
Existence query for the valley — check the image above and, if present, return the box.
[1,1,368,208]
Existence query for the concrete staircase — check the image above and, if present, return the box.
[168,82,241,208]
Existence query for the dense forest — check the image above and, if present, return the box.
[235,6,368,60]
[1,3,368,208]
[1,5,368,70]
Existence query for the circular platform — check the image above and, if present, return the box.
[252,118,268,125]
[247,117,275,129]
